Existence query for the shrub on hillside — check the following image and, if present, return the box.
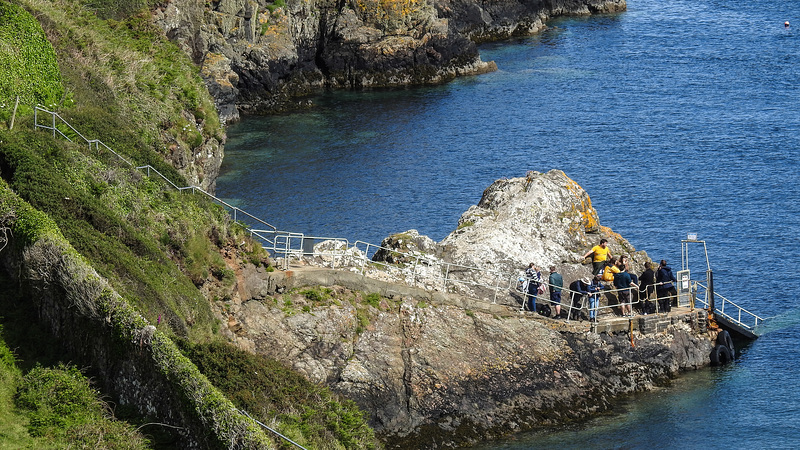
[14,364,150,448]
[0,0,66,125]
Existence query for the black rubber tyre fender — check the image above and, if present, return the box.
[717,330,736,359]
[710,344,732,366]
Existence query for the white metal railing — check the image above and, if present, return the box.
[33,106,278,234]
[693,281,763,330]
[34,106,765,330]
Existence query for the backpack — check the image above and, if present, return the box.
[538,303,551,317]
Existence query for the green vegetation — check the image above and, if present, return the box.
[0,0,377,447]
[0,0,66,127]
[180,340,379,450]
[15,364,150,448]
[364,292,381,308]
[301,286,334,303]
[457,220,474,230]
[0,323,148,448]
[265,0,286,13]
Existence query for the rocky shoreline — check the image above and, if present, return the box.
[153,0,626,121]
[216,172,717,448]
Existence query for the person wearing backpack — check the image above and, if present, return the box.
[656,259,677,313]
[568,277,591,320]
[524,263,542,312]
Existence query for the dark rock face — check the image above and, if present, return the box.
[228,281,712,448]
[153,0,624,120]
[439,0,626,41]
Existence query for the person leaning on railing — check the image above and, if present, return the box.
[587,274,607,322]
[568,277,592,320]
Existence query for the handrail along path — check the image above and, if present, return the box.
[33,106,764,334]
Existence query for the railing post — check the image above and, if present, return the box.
[360,245,368,276]
[52,113,56,138]
[707,269,714,313]
[492,273,499,304]
[412,256,419,287]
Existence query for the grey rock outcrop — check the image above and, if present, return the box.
[374,170,649,302]
[439,0,626,42]
[152,0,625,120]
[228,283,712,448]
[216,171,712,448]
[153,0,495,121]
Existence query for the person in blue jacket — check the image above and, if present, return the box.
[613,267,638,317]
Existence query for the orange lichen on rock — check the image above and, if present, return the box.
[563,176,599,233]
[352,0,426,28]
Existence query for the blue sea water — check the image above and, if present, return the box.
[217,0,800,447]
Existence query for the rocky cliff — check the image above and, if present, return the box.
[372,170,648,303]
[215,172,714,448]
[153,0,625,121]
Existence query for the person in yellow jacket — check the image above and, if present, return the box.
[601,256,620,284]
[583,239,612,275]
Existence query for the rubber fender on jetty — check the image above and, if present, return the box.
[710,344,732,366]
[717,330,736,359]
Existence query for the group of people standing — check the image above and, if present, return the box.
[583,238,678,317]
[520,239,678,321]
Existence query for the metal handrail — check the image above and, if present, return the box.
[526,278,686,322]
[33,106,764,329]
[238,409,308,450]
[33,106,278,234]
[693,281,763,330]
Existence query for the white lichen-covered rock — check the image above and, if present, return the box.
[375,170,649,301]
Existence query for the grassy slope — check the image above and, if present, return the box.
[0,0,380,447]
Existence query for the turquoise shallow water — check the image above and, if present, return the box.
[217,0,800,446]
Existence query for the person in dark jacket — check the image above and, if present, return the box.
[613,268,638,317]
[587,274,607,321]
[656,259,677,313]
[568,277,591,320]
[639,261,656,314]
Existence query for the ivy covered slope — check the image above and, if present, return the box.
[1,0,224,191]
[0,0,379,448]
